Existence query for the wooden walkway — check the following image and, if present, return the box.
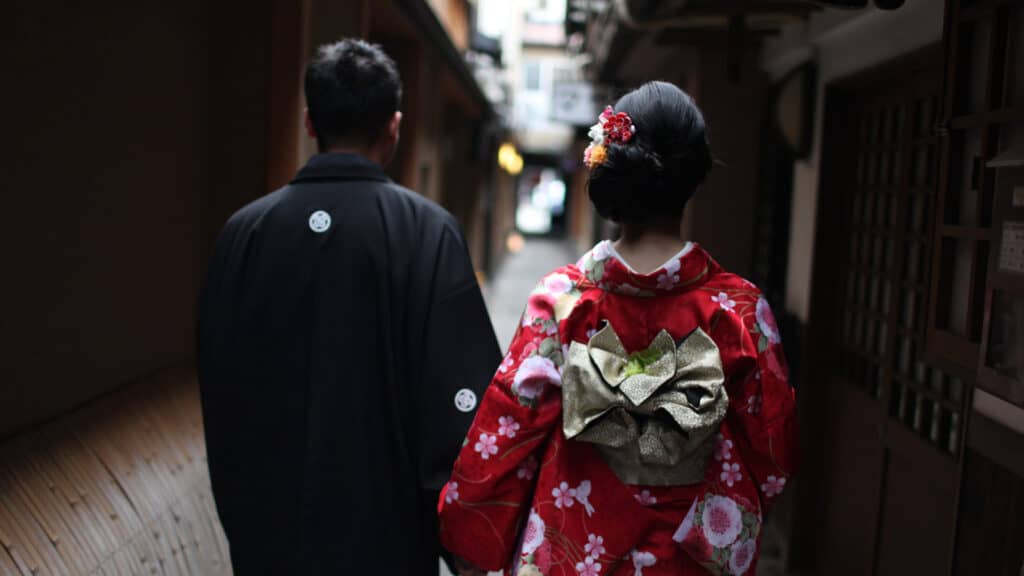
[0,371,230,575]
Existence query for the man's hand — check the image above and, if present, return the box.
[452,556,486,576]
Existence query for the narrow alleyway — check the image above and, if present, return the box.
[482,237,580,350]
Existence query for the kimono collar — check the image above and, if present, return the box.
[575,240,718,297]
[291,153,392,184]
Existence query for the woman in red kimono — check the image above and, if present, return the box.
[440,81,797,576]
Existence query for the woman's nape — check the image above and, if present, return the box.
[613,214,689,275]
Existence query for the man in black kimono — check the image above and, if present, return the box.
[196,39,500,574]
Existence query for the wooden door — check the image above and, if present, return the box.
[814,48,965,576]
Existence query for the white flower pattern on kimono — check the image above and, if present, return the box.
[513,355,561,401]
[729,539,757,575]
[445,481,459,504]
[521,509,546,556]
[701,495,743,547]
[630,550,657,576]
[721,462,742,487]
[575,480,596,516]
[756,297,781,344]
[746,393,762,414]
[714,434,733,461]
[656,258,682,290]
[656,272,680,290]
[498,354,515,374]
[474,433,498,460]
[584,534,605,558]
[761,475,786,497]
[499,415,520,438]
[591,241,612,262]
[634,489,657,506]
[552,481,577,509]
[576,556,601,576]
[712,292,737,312]
[544,273,574,296]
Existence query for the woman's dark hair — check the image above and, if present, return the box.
[588,81,712,224]
[304,39,402,151]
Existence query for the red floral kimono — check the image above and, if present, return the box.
[439,241,797,576]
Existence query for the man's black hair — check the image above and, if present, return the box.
[304,38,402,151]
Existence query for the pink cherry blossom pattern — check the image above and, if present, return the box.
[445,481,459,504]
[517,455,539,481]
[576,556,602,576]
[714,434,733,461]
[499,415,521,438]
[761,475,787,498]
[584,534,606,558]
[656,272,680,290]
[552,481,577,509]
[728,539,757,575]
[721,462,742,487]
[711,291,737,312]
[656,258,682,290]
[746,394,762,415]
[498,354,515,374]
[474,433,498,460]
[634,490,657,506]
[701,495,743,548]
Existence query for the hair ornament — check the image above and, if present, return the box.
[584,106,636,169]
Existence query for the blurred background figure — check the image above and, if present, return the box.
[4,0,1024,575]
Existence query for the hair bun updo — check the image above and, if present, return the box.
[587,81,712,224]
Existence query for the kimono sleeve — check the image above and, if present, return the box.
[673,293,796,575]
[439,280,566,572]
[729,295,797,509]
[195,219,248,538]
[418,223,502,493]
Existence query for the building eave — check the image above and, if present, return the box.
[393,0,496,120]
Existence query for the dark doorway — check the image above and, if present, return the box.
[808,46,961,575]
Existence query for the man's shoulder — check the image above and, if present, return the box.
[379,180,459,230]
[220,187,289,235]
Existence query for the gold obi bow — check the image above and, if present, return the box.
[561,323,728,486]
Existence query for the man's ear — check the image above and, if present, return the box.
[304,108,316,140]
[388,111,402,143]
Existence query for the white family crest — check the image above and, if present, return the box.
[454,388,477,413]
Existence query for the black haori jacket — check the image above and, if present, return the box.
[196,153,500,574]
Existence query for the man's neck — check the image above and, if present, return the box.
[322,145,386,166]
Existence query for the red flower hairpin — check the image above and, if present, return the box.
[584,106,636,169]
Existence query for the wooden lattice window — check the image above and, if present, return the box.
[931,0,1023,366]
[840,61,965,454]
